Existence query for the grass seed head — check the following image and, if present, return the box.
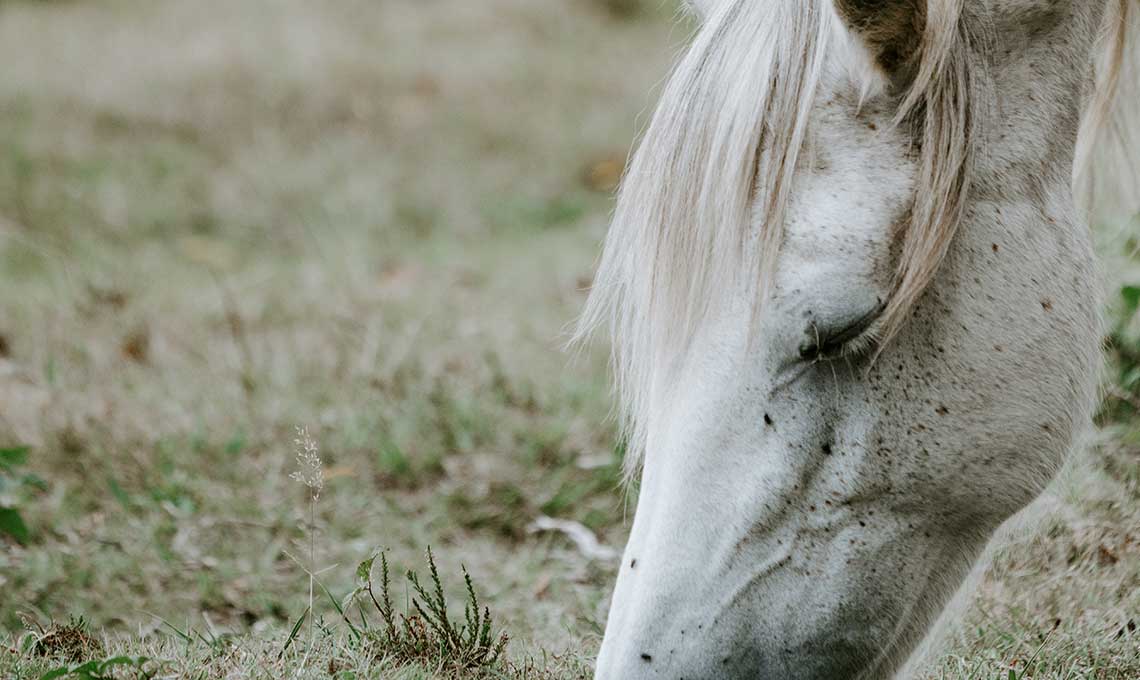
[290,426,324,499]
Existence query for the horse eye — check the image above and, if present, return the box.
[798,303,883,362]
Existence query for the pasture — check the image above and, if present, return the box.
[0,0,1136,677]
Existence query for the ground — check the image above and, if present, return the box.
[0,0,1136,678]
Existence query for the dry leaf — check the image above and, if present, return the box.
[582,154,625,193]
[122,328,151,363]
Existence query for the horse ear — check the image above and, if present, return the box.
[833,0,926,75]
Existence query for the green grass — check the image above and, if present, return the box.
[0,0,1136,678]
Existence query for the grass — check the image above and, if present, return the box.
[0,0,1136,678]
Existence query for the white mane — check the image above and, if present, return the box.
[1077,0,1140,222]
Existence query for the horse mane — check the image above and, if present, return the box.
[576,0,1137,476]
[1077,0,1140,223]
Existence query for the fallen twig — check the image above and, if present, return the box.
[527,516,618,562]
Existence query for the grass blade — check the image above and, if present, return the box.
[318,580,361,642]
[278,606,309,660]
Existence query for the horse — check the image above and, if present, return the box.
[576,0,1139,677]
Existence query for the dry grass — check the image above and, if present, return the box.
[0,0,1136,678]
[0,0,676,665]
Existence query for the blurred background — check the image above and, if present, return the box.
[0,0,1136,677]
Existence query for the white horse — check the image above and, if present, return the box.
[579,0,1139,677]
